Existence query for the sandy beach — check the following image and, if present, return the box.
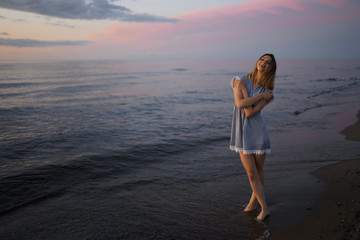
[271,112,360,240]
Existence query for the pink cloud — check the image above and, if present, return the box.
[86,0,360,58]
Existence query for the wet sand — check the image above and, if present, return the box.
[271,112,360,240]
[341,111,360,141]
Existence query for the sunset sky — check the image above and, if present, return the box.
[0,0,359,61]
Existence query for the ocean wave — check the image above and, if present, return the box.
[0,152,141,215]
[0,133,229,215]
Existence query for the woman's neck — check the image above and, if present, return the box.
[255,73,262,83]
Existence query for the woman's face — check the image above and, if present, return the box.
[256,55,273,73]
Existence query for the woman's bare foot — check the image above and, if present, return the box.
[243,202,257,212]
[256,209,270,221]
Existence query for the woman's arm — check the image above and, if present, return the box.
[233,78,272,110]
[244,99,271,118]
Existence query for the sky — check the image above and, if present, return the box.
[0,0,359,61]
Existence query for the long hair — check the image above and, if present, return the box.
[247,53,277,90]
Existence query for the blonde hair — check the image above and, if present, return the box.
[247,53,277,90]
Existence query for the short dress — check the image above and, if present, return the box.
[229,75,272,155]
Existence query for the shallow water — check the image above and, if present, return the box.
[0,59,359,239]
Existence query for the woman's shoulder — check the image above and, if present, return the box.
[237,75,250,86]
[231,75,251,89]
[240,75,249,82]
[240,75,252,90]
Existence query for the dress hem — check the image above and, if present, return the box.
[229,145,271,155]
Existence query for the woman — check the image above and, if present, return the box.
[230,53,277,221]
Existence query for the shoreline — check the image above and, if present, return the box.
[271,111,360,240]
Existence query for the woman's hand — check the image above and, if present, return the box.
[261,91,274,102]
[233,78,244,89]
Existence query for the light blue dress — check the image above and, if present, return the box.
[229,75,271,155]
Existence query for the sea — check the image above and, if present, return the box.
[0,58,360,239]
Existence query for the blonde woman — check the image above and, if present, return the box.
[230,53,277,221]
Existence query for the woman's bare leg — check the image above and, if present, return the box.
[244,192,258,211]
[243,153,266,211]
[244,153,264,211]
[254,154,269,220]
[240,152,269,220]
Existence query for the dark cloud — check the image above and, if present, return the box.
[0,38,91,47]
[1,32,9,35]
[0,0,179,23]
[46,22,77,28]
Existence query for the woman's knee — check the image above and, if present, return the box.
[256,168,264,176]
[247,170,259,182]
